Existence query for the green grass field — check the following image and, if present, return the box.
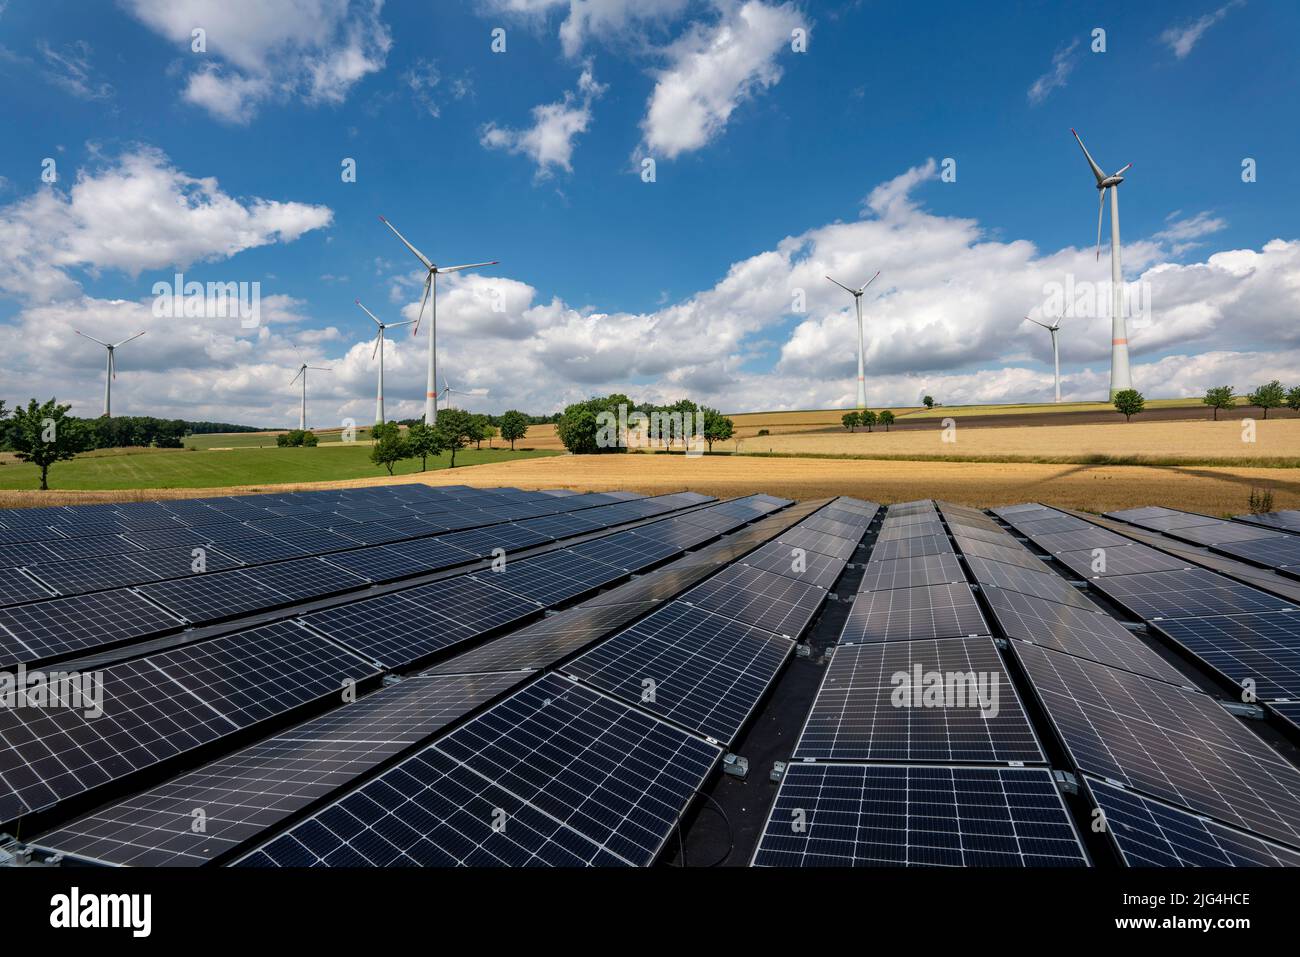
[892,397,1207,419]
[0,444,560,491]
[185,429,380,449]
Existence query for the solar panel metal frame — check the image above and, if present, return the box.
[857,553,967,593]
[840,583,989,644]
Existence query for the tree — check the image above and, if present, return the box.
[432,407,476,467]
[302,431,319,447]
[555,394,631,454]
[1248,380,1286,419]
[1202,385,1235,421]
[1113,389,1145,423]
[468,414,495,450]
[860,409,878,433]
[498,410,529,450]
[878,409,895,432]
[922,395,935,409]
[700,407,734,452]
[405,421,443,472]
[368,422,409,476]
[1287,386,1300,414]
[9,398,92,490]
[841,411,860,432]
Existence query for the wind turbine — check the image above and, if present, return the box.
[356,299,414,424]
[75,330,146,417]
[1071,128,1133,399]
[438,376,489,410]
[1026,316,1063,403]
[378,216,498,425]
[825,272,880,409]
[289,362,331,430]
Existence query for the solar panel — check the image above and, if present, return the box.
[236,747,630,867]
[0,526,65,546]
[1269,702,1300,735]
[214,534,315,565]
[800,515,864,540]
[237,558,369,602]
[0,567,54,607]
[378,536,477,574]
[121,526,212,550]
[1015,642,1300,848]
[512,513,605,541]
[858,553,966,593]
[952,537,1043,570]
[1128,512,1221,531]
[564,603,792,744]
[777,527,858,561]
[1095,568,1296,620]
[436,524,553,558]
[320,544,434,583]
[840,583,988,643]
[39,535,140,562]
[29,672,529,866]
[792,638,1043,763]
[329,522,415,546]
[1085,777,1300,867]
[870,535,954,562]
[0,589,183,667]
[480,550,627,605]
[1170,524,1285,547]
[740,540,847,590]
[876,520,946,542]
[0,542,59,569]
[431,674,722,865]
[751,763,1087,867]
[1150,612,1300,700]
[1012,516,1093,535]
[1029,528,1132,553]
[1106,506,1177,522]
[983,586,1188,685]
[939,522,1016,547]
[23,554,158,596]
[682,565,827,638]
[424,602,662,677]
[568,533,682,571]
[1052,544,1191,579]
[629,520,718,550]
[137,572,292,624]
[126,544,243,580]
[1214,537,1300,568]
[963,557,1099,611]
[818,506,873,528]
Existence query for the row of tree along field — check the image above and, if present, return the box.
[1202,382,1300,420]
[369,409,531,474]
[552,395,735,454]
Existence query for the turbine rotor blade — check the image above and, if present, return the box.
[1096,188,1107,261]
[825,275,857,295]
[1071,128,1107,184]
[377,216,434,270]
[412,275,432,337]
[858,271,881,293]
[372,330,382,360]
[355,299,384,328]
[112,331,146,348]
[109,350,116,380]
[75,330,110,347]
[1113,163,1132,177]
[437,261,498,274]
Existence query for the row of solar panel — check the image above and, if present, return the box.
[1108,505,1300,575]
[1238,509,1300,534]
[754,500,1089,866]
[23,493,803,865]
[230,497,876,867]
[990,503,1300,865]
[0,491,719,670]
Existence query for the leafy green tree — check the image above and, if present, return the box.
[369,422,410,476]
[498,410,529,450]
[1202,385,1235,421]
[555,394,631,454]
[432,408,476,467]
[1248,380,1286,419]
[700,407,734,452]
[9,398,92,490]
[1286,386,1300,414]
[922,395,935,409]
[1113,389,1145,423]
[841,411,860,432]
[302,431,318,447]
[860,409,878,432]
[878,409,895,431]
[405,421,443,471]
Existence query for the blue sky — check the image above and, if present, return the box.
[1,0,1298,426]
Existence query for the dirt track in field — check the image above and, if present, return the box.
[7,453,1292,516]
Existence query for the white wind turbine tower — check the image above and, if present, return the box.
[75,330,146,417]
[355,299,414,424]
[1071,128,1133,399]
[378,216,498,425]
[289,362,331,430]
[438,376,489,410]
[1026,316,1063,403]
[825,271,880,409]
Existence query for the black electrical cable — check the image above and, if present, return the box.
[668,788,735,868]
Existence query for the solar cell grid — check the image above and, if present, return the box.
[323,544,434,583]
[568,533,681,571]
[384,537,478,572]
[137,572,292,624]
[876,521,945,542]
[751,763,1087,867]
[740,540,846,589]
[0,567,54,607]
[436,524,553,557]
[0,542,59,569]
[1085,777,1300,867]
[24,554,158,596]
[1095,568,1295,620]
[952,537,1044,570]
[840,583,988,644]
[1053,544,1191,579]
[871,535,952,562]
[800,515,864,540]
[1151,612,1300,701]
[39,535,141,562]
[1214,537,1300,568]
[857,553,966,592]
[963,557,1099,611]
[1016,643,1300,848]
[0,589,184,667]
[235,558,369,602]
[792,638,1043,763]
[983,587,1188,685]
[480,549,627,605]
[777,527,858,561]
[1167,523,1285,547]
[1011,516,1093,535]
[682,564,827,637]
[1029,528,1132,553]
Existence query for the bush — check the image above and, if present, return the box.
[1248,488,1275,514]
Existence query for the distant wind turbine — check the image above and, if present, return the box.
[378,216,498,425]
[75,330,146,418]
[1026,316,1063,403]
[1071,128,1133,399]
[289,362,331,430]
[825,272,880,409]
[438,376,489,410]
[356,299,414,424]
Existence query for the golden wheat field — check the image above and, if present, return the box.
[5,453,1296,516]
[741,418,1300,463]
